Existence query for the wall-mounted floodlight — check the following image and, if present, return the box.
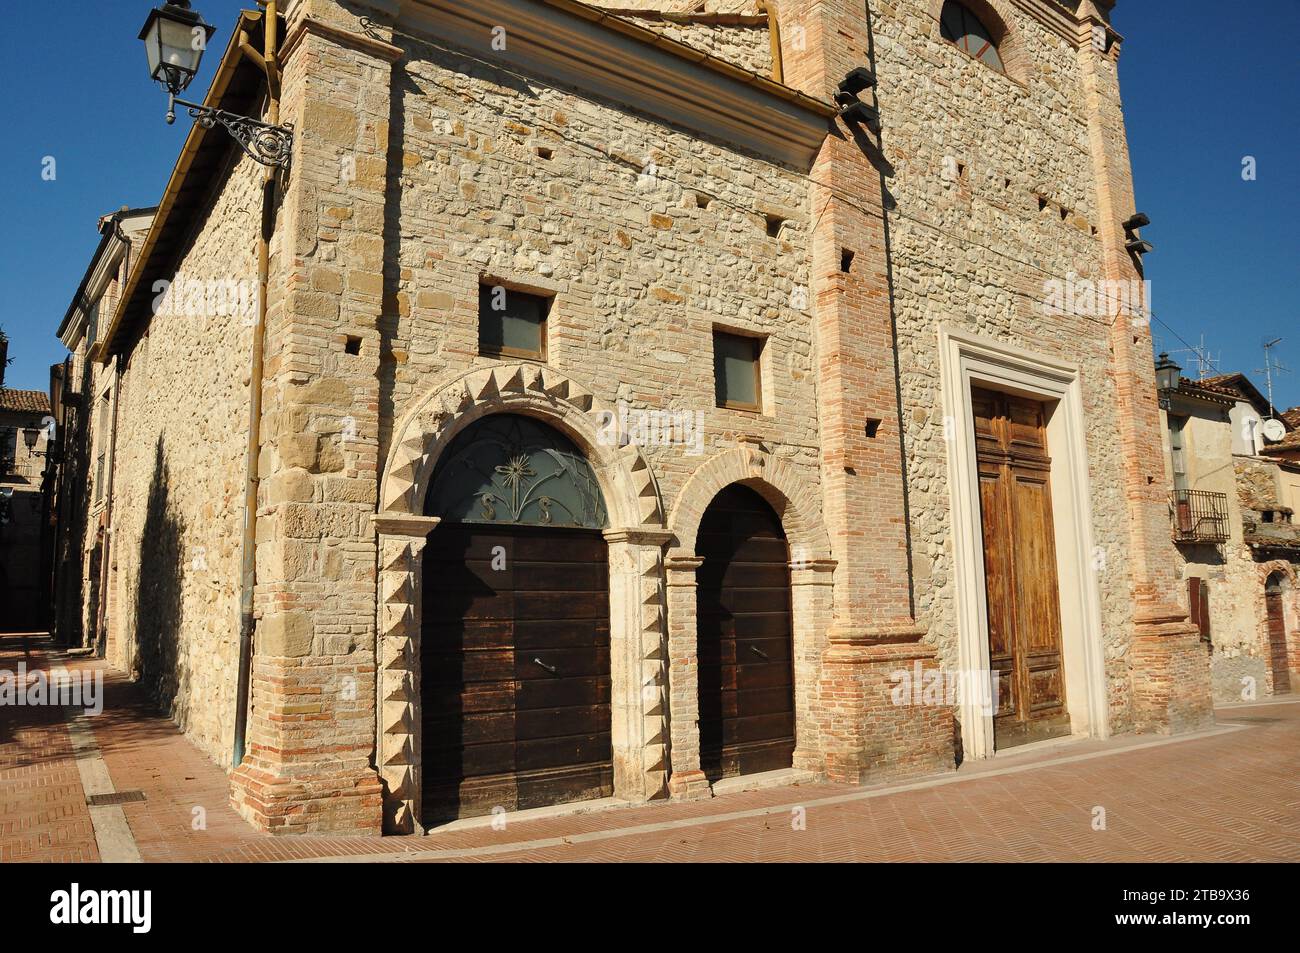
[1123,212,1150,231]
[839,101,880,133]
[839,67,877,96]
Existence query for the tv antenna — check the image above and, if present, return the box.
[1169,334,1220,381]
[1257,338,1290,419]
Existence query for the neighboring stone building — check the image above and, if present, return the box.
[1156,365,1300,702]
[0,384,54,632]
[66,0,1212,835]
[51,207,158,656]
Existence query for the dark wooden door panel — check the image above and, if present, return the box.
[973,387,1070,749]
[515,675,610,709]
[513,590,608,620]
[697,484,796,784]
[421,523,613,822]
[1266,591,1291,694]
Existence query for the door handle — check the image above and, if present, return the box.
[533,657,558,675]
[749,645,769,660]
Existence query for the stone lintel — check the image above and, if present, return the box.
[603,526,673,548]
[373,513,442,538]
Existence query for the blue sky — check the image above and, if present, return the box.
[1,1,1297,409]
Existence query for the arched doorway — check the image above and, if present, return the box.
[1266,573,1291,695]
[420,414,613,822]
[696,484,796,782]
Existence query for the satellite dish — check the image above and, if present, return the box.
[1262,418,1287,443]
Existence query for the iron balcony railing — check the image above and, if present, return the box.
[0,456,41,480]
[1172,489,1229,543]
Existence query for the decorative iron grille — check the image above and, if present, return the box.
[1172,489,1229,543]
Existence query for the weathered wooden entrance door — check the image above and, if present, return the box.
[1266,576,1291,694]
[972,387,1071,748]
[696,484,796,781]
[420,415,613,823]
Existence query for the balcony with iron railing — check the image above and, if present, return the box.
[1171,489,1230,544]
[0,455,42,482]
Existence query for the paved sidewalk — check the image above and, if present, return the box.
[3,633,1298,862]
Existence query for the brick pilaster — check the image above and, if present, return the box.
[778,0,955,780]
[1074,5,1213,733]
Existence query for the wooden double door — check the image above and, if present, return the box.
[1266,577,1292,694]
[696,484,797,781]
[421,523,613,822]
[973,387,1071,748]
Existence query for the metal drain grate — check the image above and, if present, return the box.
[86,791,147,806]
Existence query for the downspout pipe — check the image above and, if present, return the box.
[95,353,123,659]
[756,0,784,84]
[233,1,281,768]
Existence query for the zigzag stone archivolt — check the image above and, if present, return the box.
[380,362,665,528]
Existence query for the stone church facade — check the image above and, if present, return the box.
[72,0,1214,835]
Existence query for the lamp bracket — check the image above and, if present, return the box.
[169,96,294,169]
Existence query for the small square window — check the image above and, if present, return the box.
[713,330,763,412]
[479,284,549,360]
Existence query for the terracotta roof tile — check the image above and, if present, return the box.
[0,389,52,415]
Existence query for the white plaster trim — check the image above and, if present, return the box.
[938,326,1110,761]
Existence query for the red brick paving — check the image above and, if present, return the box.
[3,634,1298,863]
[0,635,99,862]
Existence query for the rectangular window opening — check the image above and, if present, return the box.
[345,336,362,355]
[713,329,764,412]
[765,214,786,239]
[479,283,550,361]
[841,249,856,273]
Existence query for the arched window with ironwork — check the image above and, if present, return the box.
[424,414,608,529]
[940,0,1006,75]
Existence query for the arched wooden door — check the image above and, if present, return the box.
[421,415,613,823]
[696,484,795,782]
[1266,574,1291,695]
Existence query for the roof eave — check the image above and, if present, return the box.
[97,10,265,365]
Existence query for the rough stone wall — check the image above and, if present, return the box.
[870,1,1136,720]
[0,407,50,632]
[53,337,91,646]
[67,338,110,652]
[1237,457,1283,514]
[107,147,263,767]
[381,36,818,537]
[622,17,774,75]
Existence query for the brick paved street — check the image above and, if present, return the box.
[3,633,1297,863]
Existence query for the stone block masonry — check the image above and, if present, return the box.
[74,0,1218,835]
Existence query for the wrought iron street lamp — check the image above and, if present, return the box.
[140,0,214,97]
[1154,353,1182,393]
[1155,352,1181,411]
[139,1,294,169]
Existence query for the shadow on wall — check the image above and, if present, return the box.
[132,437,190,729]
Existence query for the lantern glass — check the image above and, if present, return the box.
[140,5,215,94]
[1154,354,1181,393]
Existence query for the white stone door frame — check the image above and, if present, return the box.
[938,327,1110,760]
